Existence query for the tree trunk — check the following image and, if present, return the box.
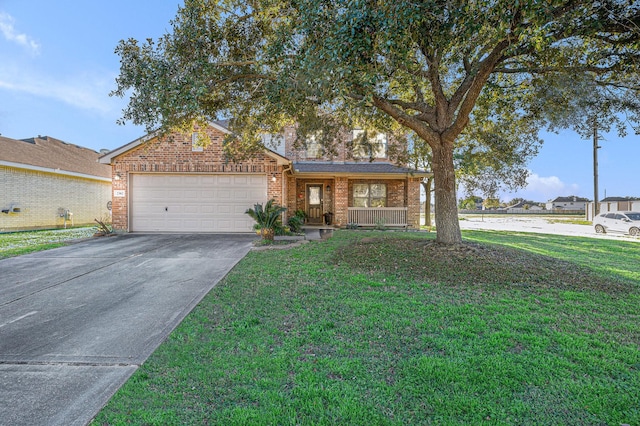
[421,177,433,227]
[432,143,462,244]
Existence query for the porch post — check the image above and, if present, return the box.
[407,177,421,229]
[334,177,349,227]
[285,174,296,219]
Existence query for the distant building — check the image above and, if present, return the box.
[506,200,544,213]
[600,196,640,205]
[1,135,112,231]
[586,196,640,220]
[546,196,590,211]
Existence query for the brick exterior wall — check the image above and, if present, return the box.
[108,124,425,231]
[282,126,404,163]
[0,166,111,231]
[334,177,349,226]
[277,125,423,228]
[110,126,283,231]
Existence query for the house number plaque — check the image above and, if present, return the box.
[114,190,126,197]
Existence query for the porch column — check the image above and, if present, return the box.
[334,177,349,227]
[407,177,421,229]
[286,174,296,219]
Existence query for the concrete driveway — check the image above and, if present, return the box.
[0,234,254,426]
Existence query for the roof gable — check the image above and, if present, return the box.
[0,135,111,179]
[99,121,289,166]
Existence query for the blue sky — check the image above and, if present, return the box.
[1,1,638,203]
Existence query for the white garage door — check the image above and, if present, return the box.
[130,174,267,232]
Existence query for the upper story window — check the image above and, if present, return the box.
[305,134,323,159]
[191,132,203,152]
[352,130,387,159]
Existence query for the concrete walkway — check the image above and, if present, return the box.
[0,234,254,426]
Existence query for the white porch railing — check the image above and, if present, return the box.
[348,207,408,227]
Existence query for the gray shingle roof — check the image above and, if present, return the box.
[0,135,111,179]
[601,196,640,202]
[292,162,430,176]
[550,196,590,203]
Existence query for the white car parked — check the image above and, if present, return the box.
[593,211,640,236]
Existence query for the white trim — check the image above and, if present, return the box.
[98,131,159,164]
[191,132,204,152]
[291,171,431,179]
[99,122,233,163]
[99,121,290,166]
[0,160,111,182]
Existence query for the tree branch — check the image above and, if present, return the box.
[208,73,276,87]
[423,50,449,129]
[387,98,433,115]
[494,64,627,74]
[445,38,513,142]
[371,95,439,145]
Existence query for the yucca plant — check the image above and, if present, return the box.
[245,199,287,240]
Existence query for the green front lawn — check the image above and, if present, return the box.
[93,230,640,425]
[0,227,95,259]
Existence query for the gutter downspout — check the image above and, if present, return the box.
[282,162,293,221]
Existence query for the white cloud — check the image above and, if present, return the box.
[0,12,40,54]
[0,65,118,114]
[508,173,581,201]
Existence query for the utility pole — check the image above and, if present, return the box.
[593,118,601,217]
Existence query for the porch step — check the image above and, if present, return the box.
[302,227,334,240]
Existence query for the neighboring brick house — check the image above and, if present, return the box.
[0,135,112,231]
[545,196,590,211]
[99,122,430,233]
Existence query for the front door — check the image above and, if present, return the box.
[306,184,323,224]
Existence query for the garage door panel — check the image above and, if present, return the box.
[130,174,267,232]
[218,205,233,214]
[183,205,201,214]
[233,205,249,214]
[183,189,199,200]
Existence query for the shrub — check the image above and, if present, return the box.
[94,215,113,236]
[245,199,287,240]
[287,215,304,233]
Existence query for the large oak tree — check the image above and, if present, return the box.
[113,0,640,244]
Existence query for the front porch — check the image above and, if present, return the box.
[347,207,408,228]
[285,168,425,229]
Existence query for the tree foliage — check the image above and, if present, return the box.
[459,196,481,211]
[113,0,640,244]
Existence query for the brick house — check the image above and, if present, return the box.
[0,135,112,231]
[99,122,430,233]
